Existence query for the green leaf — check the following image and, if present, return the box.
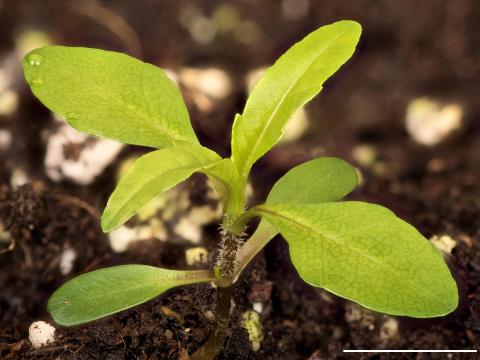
[23,46,198,148]
[231,20,361,178]
[245,156,358,256]
[203,158,244,217]
[101,144,221,232]
[266,157,358,205]
[256,202,458,317]
[48,265,213,326]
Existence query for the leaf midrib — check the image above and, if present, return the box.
[256,205,449,308]
[89,81,179,145]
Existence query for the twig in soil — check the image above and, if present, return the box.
[1,339,26,358]
[26,344,69,356]
[72,343,85,354]
[52,193,100,219]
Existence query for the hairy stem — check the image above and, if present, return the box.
[191,216,246,359]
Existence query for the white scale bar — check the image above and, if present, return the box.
[344,350,477,353]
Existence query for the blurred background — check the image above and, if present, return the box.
[0,1,479,358]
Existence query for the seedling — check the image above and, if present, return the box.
[23,20,458,358]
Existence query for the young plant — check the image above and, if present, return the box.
[23,20,458,357]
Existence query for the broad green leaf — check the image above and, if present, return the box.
[48,265,213,326]
[256,202,458,317]
[23,46,198,147]
[242,157,358,261]
[231,20,361,178]
[101,144,221,232]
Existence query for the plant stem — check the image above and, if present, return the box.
[235,222,276,280]
[191,172,253,358]
[191,214,245,359]
[191,286,232,360]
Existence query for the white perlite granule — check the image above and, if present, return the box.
[29,321,55,348]
[406,98,462,146]
[59,248,77,275]
[45,123,124,185]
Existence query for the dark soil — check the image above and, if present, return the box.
[1,0,480,359]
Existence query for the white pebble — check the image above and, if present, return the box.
[252,302,263,313]
[59,248,77,275]
[108,225,138,253]
[430,234,457,254]
[10,168,28,189]
[406,98,462,146]
[45,123,124,185]
[29,321,55,349]
[189,205,222,226]
[138,219,168,242]
[179,67,232,99]
[380,318,399,341]
[0,90,19,116]
[174,217,201,243]
[352,144,377,167]
[185,246,209,265]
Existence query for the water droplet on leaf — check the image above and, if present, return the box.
[27,53,44,66]
[30,78,44,87]
[66,112,80,121]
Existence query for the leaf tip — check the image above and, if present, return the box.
[100,213,115,233]
[47,292,72,327]
[338,19,362,33]
[436,274,459,316]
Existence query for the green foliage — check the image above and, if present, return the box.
[101,144,221,232]
[23,46,198,148]
[22,20,458,331]
[48,265,213,326]
[256,202,458,317]
[251,156,359,245]
[266,157,358,205]
[203,158,243,217]
[231,20,361,179]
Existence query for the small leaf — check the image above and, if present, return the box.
[48,265,213,326]
[101,144,221,232]
[232,21,361,178]
[266,157,358,205]
[204,158,244,217]
[23,46,198,148]
[257,202,458,317]
[248,157,358,252]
